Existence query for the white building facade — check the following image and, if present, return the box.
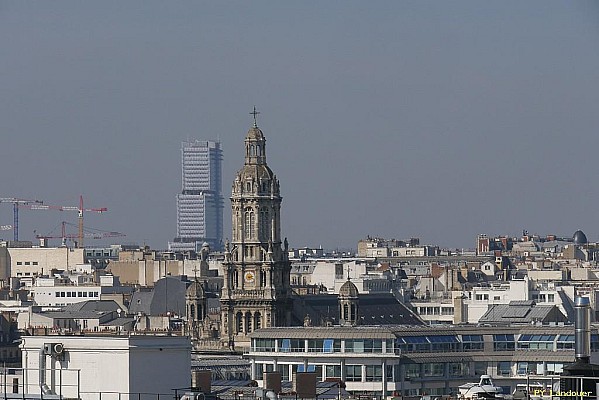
[21,335,191,400]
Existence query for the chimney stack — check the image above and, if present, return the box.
[575,296,591,364]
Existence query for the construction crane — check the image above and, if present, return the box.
[35,221,125,246]
[0,198,44,241]
[20,195,107,248]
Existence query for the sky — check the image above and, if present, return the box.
[1,1,599,251]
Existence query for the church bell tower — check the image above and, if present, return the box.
[220,108,292,346]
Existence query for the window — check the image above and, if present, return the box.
[428,335,459,352]
[462,335,484,351]
[366,365,382,382]
[277,364,290,381]
[345,365,362,382]
[557,334,575,350]
[474,361,488,376]
[32,262,38,265]
[546,362,563,375]
[313,339,340,353]
[517,362,529,375]
[449,362,468,377]
[386,365,393,381]
[325,365,341,379]
[423,363,444,377]
[296,364,315,373]
[253,339,275,352]
[255,363,264,380]
[278,339,303,352]
[517,334,555,350]
[405,363,420,378]
[497,361,511,376]
[398,336,429,352]
[493,334,515,351]
[345,339,383,353]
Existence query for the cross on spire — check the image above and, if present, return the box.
[250,106,260,128]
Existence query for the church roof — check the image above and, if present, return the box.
[245,126,265,141]
[339,279,359,298]
[292,293,424,326]
[186,279,205,298]
[236,164,276,181]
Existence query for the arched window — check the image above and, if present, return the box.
[244,209,254,239]
[236,312,243,334]
[254,312,262,330]
[245,312,253,333]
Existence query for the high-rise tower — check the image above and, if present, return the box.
[220,109,292,346]
[169,140,224,252]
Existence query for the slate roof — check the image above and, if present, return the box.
[478,300,568,324]
[292,293,424,326]
[40,310,113,319]
[100,317,136,327]
[64,300,121,313]
[129,276,188,316]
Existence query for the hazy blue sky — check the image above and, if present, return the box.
[1,1,599,250]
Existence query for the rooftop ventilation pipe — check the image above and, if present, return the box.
[575,296,591,364]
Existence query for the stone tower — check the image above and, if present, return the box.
[220,110,292,347]
[339,278,360,326]
[186,279,207,339]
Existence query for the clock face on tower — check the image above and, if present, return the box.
[244,271,255,284]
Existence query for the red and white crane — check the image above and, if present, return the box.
[20,195,107,248]
[35,221,124,246]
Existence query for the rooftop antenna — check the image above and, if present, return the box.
[250,106,260,128]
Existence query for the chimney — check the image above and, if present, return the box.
[575,296,591,364]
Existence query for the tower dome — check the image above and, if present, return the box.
[339,279,359,298]
[246,126,265,141]
[186,279,205,299]
[573,230,588,245]
[338,278,359,326]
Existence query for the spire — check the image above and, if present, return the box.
[250,106,260,128]
[244,106,266,165]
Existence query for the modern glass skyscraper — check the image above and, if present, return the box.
[168,140,223,252]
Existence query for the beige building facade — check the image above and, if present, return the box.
[9,247,84,278]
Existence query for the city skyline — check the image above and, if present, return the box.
[1,2,598,250]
